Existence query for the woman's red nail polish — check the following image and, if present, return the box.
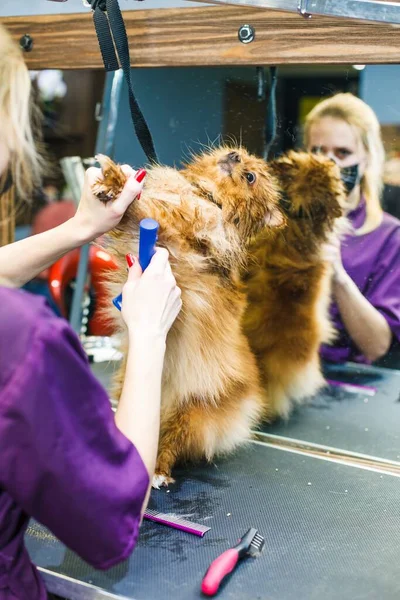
[126,253,135,268]
[135,169,147,183]
[137,192,142,200]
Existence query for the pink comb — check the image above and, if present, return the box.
[327,379,377,396]
[144,508,211,537]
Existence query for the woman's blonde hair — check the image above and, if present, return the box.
[304,92,384,233]
[0,23,43,201]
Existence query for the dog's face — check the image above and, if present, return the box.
[182,146,285,240]
[269,151,345,239]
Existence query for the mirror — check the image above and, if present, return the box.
[15,65,399,449]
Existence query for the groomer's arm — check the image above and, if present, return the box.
[0,248,181,568]
[333,272,391,361]
[116,333,165,510]
[0,166,144,288]
[115,249,182,504]
[324,240,392,362]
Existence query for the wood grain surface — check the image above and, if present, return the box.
[3,5,400,69]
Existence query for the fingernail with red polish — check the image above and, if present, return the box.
[126,253,135,268]
[135,169,147,183]
[137,192,141,200]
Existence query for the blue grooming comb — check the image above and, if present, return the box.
[112,218,159,311]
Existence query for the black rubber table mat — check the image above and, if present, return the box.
[262,364,400,461]
[26,443,400,600]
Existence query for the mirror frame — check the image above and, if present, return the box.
[3,5,400,69]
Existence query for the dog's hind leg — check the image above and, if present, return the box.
[153,389,263,488]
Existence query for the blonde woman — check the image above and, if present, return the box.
[0,23,181,600]
[0,15,43,247]
[304,92,400,364]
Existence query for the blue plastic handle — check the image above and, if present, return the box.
[112,218,159,311]
[138,218,159,270]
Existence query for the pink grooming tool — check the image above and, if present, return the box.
[327,379,377,397]
[201,527,265,596]
[144,508,211,537]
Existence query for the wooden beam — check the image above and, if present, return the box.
[3,5,400,69]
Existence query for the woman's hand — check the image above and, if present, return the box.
[0,163,146,289]
[321,237,348,285]
[73,165,146,243]
[321,237,391,361]
[121,248,182,341]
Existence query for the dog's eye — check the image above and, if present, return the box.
[245,172,256,185]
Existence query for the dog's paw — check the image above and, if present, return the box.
[152,473,175,489]
[92,154,128,203]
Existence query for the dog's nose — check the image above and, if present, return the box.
[227,151,241,163]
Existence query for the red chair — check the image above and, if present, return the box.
[48,246,118,336]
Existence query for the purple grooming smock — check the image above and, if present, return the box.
[321,198,400,363]
[0,287,149,600]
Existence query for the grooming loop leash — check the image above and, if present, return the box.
[85,0,158,164]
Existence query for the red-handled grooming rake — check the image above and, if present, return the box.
[201,527,265,596]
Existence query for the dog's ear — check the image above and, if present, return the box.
[269,155,296,188]
[270,151,344,215]
[269,152,315,196]
[299,153,345,219]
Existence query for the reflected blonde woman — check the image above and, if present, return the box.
[304,92,400,364]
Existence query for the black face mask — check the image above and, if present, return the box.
[340,164,359,194]
[0,170,13,195]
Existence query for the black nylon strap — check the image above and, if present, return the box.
[92,0,158,163]
[93,7,119,71]
[264,66,278,159]
[106,0,158,163]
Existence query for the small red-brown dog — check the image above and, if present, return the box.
[93,147,285,487]
[243,151,347,419]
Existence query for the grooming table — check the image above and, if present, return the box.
[25,363,400,600]
[262,363,400,461]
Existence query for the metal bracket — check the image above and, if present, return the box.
[191,0,400,25]
[297,0,312,19]
[65,71,124,337]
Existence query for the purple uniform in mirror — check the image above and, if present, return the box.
[321,198,400,364]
